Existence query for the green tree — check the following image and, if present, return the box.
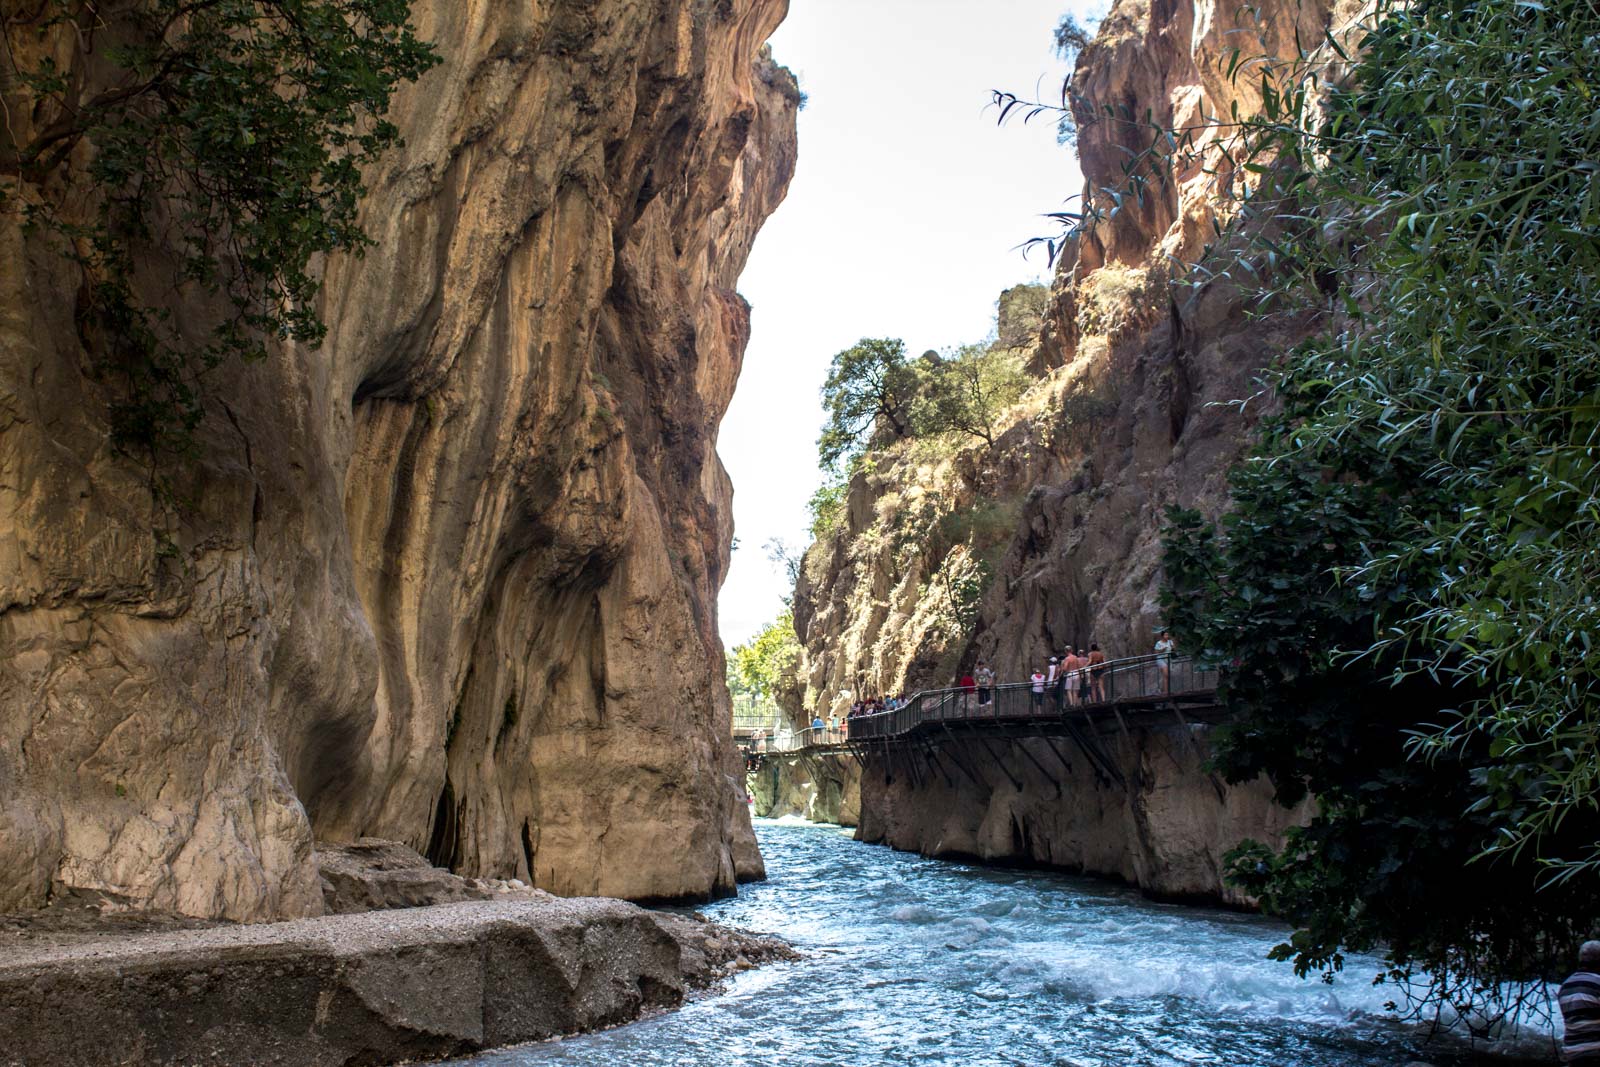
[817,337,920,470]
[807,478,848,540]
[996,282,1050,348]
[1156,0,1600,1026]
[731,612,801,703]
[914,343,1029,447]
[3,0,437,463]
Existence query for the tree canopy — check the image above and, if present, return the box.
[3,0,437,466]
[817,337,919,470]
[913,343,1028,447]
[730,612,802,705]
[1159,0,1599,1027]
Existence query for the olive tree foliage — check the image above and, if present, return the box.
[913,343,1028,447]
[2,0,437,470]
[816,337,920,471]
[1116,0,1600,1031]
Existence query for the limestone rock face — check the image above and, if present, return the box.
[0,897,797,1067]
[749,755,861,827]
[858,725,1312,906]
[793,0,1349,704]
[791,0,1355,888]
[0,0,796,919]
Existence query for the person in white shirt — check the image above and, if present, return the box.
[1155,632,1175,690]
[1030,668,1047,708]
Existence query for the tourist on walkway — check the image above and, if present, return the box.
[1076,648,1092,704]
[975,660,995,707]
[811,712,824,743]
[958,669,975,713]
[1047,656,1063,711]
[753,727,767,754]
[1155,632,1175,690]
[1061,648,1082,708]
[1030,668,1046,708]
[1087,644,1107,702]
[1560,941,1600,1064]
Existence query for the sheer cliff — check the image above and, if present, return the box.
[794,0,1348,705]
[1,0,796,920]
[789,0,1355,895]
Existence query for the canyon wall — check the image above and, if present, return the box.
[794,0,1350,703]
[1,0,796,919]
[749,755,860,827]
[858,723,1311,906]
[794,0,1356,879]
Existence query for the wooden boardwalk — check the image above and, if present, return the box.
[743,654,1222,790]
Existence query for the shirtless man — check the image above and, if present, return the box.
[1086,643,1107,702]
[1061,647,1083,707]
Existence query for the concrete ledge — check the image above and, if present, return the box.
[0,899,782,1066]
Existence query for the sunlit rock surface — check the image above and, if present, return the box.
[0,0,797,919]
[858,723,1312,906]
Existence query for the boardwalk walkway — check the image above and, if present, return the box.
[743,654,1222,788]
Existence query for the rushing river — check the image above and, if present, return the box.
[451,819,1549,1067]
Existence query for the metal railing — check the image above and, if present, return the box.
[744,725,847,755]
[843,653,1216,743]
[737,654,1217,758]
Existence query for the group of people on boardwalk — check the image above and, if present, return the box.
[805,695,908,743]
[1025,644,1110,707]
[958,632,1177,712]
[755,632,1183,760]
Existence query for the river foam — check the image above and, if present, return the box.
[448,819,1557,1067]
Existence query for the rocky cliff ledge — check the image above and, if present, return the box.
[750,755,860,827]
[0,895,793,1067]
[1,0,797,920]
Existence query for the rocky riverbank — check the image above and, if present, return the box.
[0,840,796,1067]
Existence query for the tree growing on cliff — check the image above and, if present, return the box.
[913,343,1029,447]
[817,338,921,470]
[2,0,437,468]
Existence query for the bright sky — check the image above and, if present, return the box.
[717,0,1100,646]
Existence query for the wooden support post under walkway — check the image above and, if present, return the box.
[1062,717,1125,789]
[1169,706,1227,803]
[917,741,957,789]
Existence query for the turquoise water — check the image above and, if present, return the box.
[452,819,1550,1066]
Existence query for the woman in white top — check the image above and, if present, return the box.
[1155,632,1175,690]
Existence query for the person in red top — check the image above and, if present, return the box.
[958,670,976,713]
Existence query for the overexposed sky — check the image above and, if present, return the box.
[717,0,1098,646]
